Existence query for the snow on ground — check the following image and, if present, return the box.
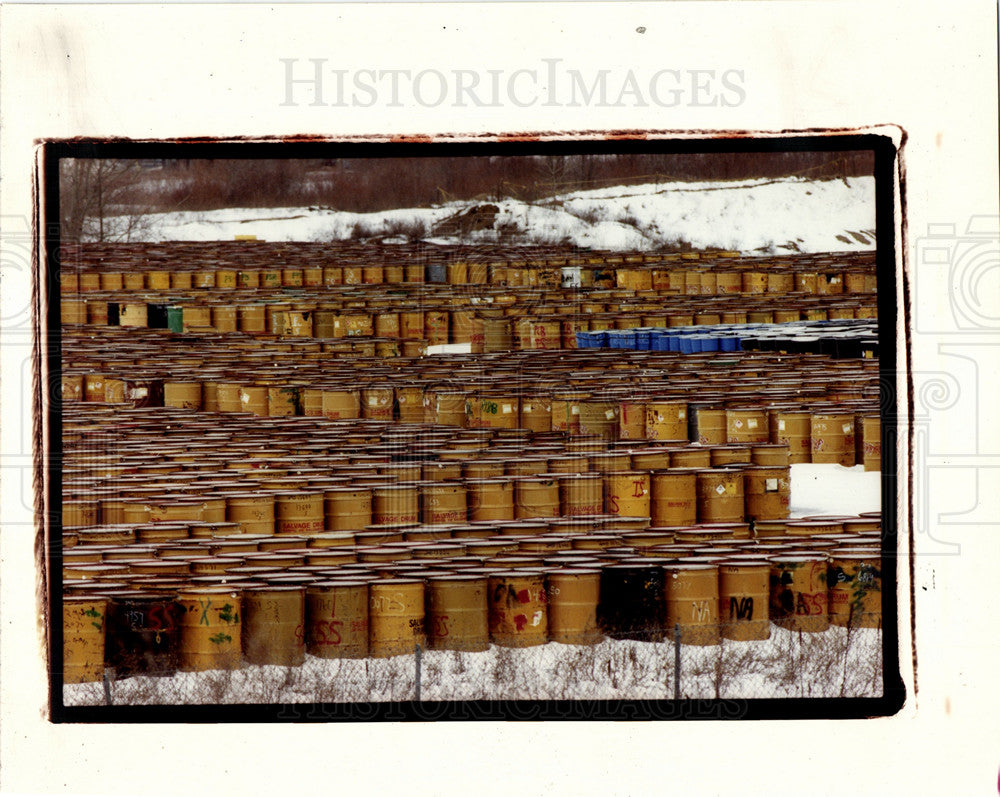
[64,463,884,708]
[551,176,876,253]
[106,205,459,245]
[789,463,880,517]
[67,626,881,707]
[96,176,875,255]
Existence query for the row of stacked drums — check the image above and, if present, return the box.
[61,422,878,546]
[60,294,877,352]
[60,372,881,472]
[580,319,879,359]
[63,524,882,684]
[61,454,826,533]
[59,242,875,295]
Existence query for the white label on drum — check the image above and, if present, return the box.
[766,478,779,491]
[605,410,616,419]
[502,404,513,413]
[843,424,853,434]
[368,397,380,406]
[571,406,580,415]
[778,420,786,431]
[523,404,533,412]
[748,418,758,428]
[561,266,582,288]
[532,611,543,627]
[716,484,726,495]
[734,420,744,429]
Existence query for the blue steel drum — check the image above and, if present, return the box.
[696,335,720,353]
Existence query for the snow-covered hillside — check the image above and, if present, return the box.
[95,176,876,255]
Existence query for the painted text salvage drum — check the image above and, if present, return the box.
[742,466,791,521]
[421,481,468,525]
[275,491,325,535]
[718,560,770,641]
[645,401,688,441]
[811,413,856,467]
[650,469,697,527]
[241,585,306,666]
[862,415,881,472]
[372,484,420,526]
[604,470,650,518]
[325,486,372,531]
[664,564,720,646]
[769,556,830,632]
[578,399,620,441]
[514,476,560,519]
[547,569,602,645]
[177,588,243,671]
[466,478,515,521]
[306,581,370,658]
[488,570,548,647]
[827,551,882,629]
[105,593,181,677]
[369,578,426,657]
[63,596,108,683]
[726,408,769,444]
[559,473,604,517]
[691,406,727,445]
[226,493,275,535]
[427,575,490,652]
[695,469,744,523]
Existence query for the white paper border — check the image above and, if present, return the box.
[2,3,998,795]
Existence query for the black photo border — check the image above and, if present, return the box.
[42,132,905,723]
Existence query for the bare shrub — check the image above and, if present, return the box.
[566,206,605,225]
[384,217,428,240]
[617,211,643,229]
[348,219,379,240]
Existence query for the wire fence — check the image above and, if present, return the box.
[64,622,881,708]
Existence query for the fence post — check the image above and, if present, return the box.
[414,643,422,702]
[673,623,681,700]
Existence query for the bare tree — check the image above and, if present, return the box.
[536,155,568,197]
[59,159,154,242]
